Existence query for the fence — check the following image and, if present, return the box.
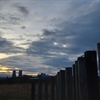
[31,50,100,100]
[0,83,31,100]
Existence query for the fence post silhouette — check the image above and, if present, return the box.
[31,80,36,100]
[50,76,56,100]
[31,50,100,100]
[84,51,99,100]
[59,70,66,100]
[44,78,48,100]
[38,78,43,100]
[75,61,79,100]
[72,64,76,100]
[77,57,89,100]
[56,72,60,100]
[65,67,73,100]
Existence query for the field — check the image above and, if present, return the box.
[0,83,31,100]
[0,81,99,100]
[0,82,53,100]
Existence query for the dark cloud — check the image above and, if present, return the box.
[63,4,100,54]
[0,15,6,20]
[21,26,26,29]
[26,35,68,57]
[26,29,74,68]
[9,16,22,22]
[26,3,100,69]
[44,56,73,68]
[16,6,29,16]
[0,14,22,26]
[0,37,24,54]
[42,29,58,36]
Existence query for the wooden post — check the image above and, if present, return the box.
[44,78,48,100]
[55,74,58,100]
[77,57,89,100]
[50,76,56,100]
[38,78,43,100]
[56,72,60,100]
[72,64,76,100]
[75,61,79,100]
[59,70,66,100]
[65,67,72,100]
[84,51,99,100]
[31,80,36,100]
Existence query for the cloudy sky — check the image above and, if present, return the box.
[0,0,100,76]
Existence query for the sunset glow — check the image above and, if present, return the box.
[0,65,12,73]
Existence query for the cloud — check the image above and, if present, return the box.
[0,2,29,33]
[26,31,69,57]
[16,6,29,16]
[0,37,24,54]
[26,29,74,68]
[21,26,26,29]
[0,1,100,76]
[0,55,56,75]
[0,0,10,6]
[0,14,22,26]
[61,2,100,53]
[26,2,100,69]
[44,56,72,68]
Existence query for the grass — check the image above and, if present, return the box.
[0,83,31,100]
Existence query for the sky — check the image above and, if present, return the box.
[0,0,100,77]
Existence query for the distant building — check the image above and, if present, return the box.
[38,73,49,78]
[19,70,22,77]
[97,43,100,74]
[12,70,16,78]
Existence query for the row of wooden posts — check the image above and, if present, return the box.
[31,50,100,100]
